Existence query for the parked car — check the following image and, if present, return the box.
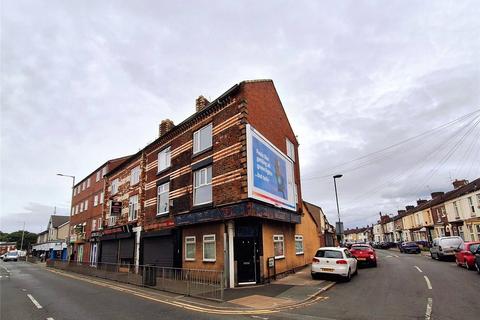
[0,253,6,260]
[455,241,480,270]
[3,251,19,262]
[311,247,358,281]
[350,244,377,267]
[399,242,421,254]
[430,236,464,260]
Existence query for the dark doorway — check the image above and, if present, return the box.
[234,221,261,285]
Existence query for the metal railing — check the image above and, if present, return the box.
[47,260,224,301]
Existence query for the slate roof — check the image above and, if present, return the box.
[50,215,69,228]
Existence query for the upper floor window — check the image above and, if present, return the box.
[468,197,475,215]
[286,138,295,161]
[80,202,84,212]
[193,123,212,154]
[111,179,119,195]
[453,201,460,218]
[128,195,138,221]
[96,171,101,182]
[102,166,107,177]
[193,166,212,205]
[130,166,141,185]
[86,178,91,188]
[82,182,86,191]
[84,200,88,211]
[100,192,104,204]
[158,147,171,172]
[94,195,99,207]
[73,187,77,196]
[157,182,169,215]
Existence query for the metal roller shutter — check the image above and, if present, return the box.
[119,238,134,259]
[100,240,118,263]
[142,236,174,267]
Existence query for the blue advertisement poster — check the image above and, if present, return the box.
[252,135,288,200]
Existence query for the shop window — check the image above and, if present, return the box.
[203,234,216,262]
[130,166,141,185]
[295,235,304,255]
[476,225,480,240]
[193,166,212,205]
[128,195,138,221]
[185,236,196,261]
[468,225,475,241]
[158,147,171,172]
[458,226,465,240]
[273,235,285,259]
[157,182,169,215]
[193,123,212,154]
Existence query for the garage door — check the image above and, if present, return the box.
[100,240,118,263]
[142,236,174,267]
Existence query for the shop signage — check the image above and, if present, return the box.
[246,125,296,211]
[103,224,132,235]
[110,201,122,215]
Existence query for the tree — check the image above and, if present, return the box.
[4,231,38,250]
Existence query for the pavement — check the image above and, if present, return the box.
[2,250,479,319]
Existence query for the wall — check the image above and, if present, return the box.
[261,221,298,277]
[181,222,225,271]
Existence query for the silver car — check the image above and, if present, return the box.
[430,236,463,260]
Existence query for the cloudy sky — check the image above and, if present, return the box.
[1,1,479,233]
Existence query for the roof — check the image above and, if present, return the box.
[303,201,323,228]
[50,215,69,228]
[74,155,132,188]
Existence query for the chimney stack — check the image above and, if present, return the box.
[452,179,468,189]
[431,191,445,199]
[397,209,406,215]
[159,119,174,137]
[195,95,210,112]
[416,199,428,205]
[406,205,415,211]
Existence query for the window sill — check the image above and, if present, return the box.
[296,252,304,256]
[185,258,195,262]
[156,212,169,217]
[157,167,171,176]
[192,146,213,159]
[274,256,285,260]
[192,202,213,210]
[203,259,216,263]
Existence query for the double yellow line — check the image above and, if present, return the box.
[46,268,330,315]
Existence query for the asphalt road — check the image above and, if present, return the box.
[1,251,479,320]
[271,249,480,320]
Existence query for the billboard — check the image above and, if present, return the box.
[246,124,296,211]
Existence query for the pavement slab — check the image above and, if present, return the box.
[228,294,297,309]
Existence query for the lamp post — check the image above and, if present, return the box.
[57,173,75,259]
[333,174,343,245]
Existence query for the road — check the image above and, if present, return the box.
[1,251,479,320]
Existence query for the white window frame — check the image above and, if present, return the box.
[185,236,196,261]
[202,234,216,262]
[468,197,475,215]
[193,166,212,206]
[102,166,107,177]
[71,207,75,215]
[111,178,119,195]
[128,195,138,221]
[94,195,98,207]
[130,166,141,185]
[193,123,213,154]
[273,235,285,259]
[92,219,97,231]
[84,200,88,211]
[96,171,101,182]
[73,187,77,196]
[80,202,84,212]
[100,192,104,204]
[157,182,170,216]
[286,138,295,161]
[87,178,91,188]
[158,147,171,172]
[82,181,86,191]
[295,235,304,255]
[453,201,460,218]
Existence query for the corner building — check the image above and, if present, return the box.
[102,80,314,287]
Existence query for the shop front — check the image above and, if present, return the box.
[99,224,135,265]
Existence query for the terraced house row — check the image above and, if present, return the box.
[370,178,480,243]
[68,80,331,287]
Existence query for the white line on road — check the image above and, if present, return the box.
[425,298,433,320]
[27,294,43,309]
[46,317,55,320]
[424,276,432,290]
[392,254,399,258]
[414,266,423,273]
[251,316,269,320]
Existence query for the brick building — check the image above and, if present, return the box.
[97,79,320,287]
[0,242,17,255]
[70,156,130,263]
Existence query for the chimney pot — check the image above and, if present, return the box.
[416,199,428,205]
[159,119,174,137]
[431,191,445,199]
[195,95,210,112]
[406,205,415,211]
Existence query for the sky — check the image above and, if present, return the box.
[1,0,479,233]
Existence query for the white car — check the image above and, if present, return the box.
[311,247,358,281]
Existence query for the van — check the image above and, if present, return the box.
[430,236,463,260]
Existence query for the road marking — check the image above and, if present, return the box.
[27,294,43,309]
[392,254,399,258]
[424,276,432,290]
[46,318,55,320]
[414,266,423,273]
[22,289,27,292]
[425,298,433,320]
[251,316,269,320]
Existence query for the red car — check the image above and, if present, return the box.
[350,244,377,267]
[455,241,480,270]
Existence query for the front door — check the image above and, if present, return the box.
[235,237,257,284]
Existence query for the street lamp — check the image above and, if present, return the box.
[57,173,75,259]
[333,174,343,245]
